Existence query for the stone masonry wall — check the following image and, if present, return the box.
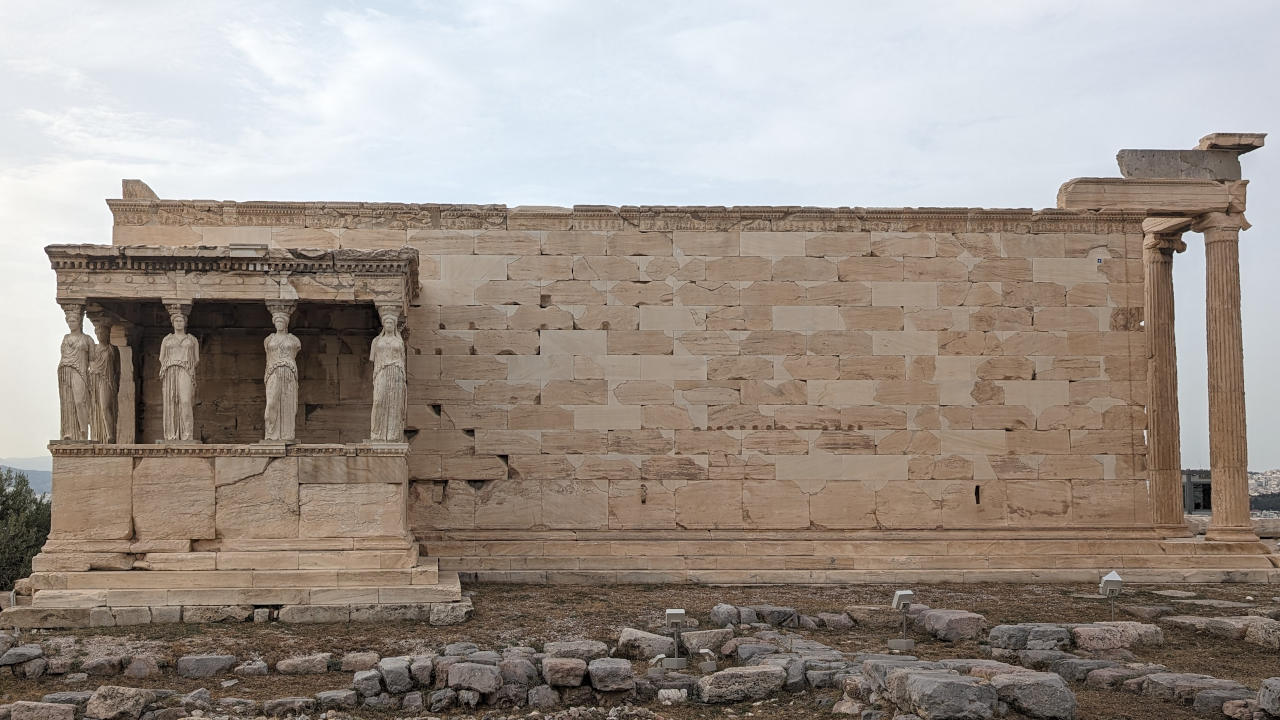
[110,207,1150,536]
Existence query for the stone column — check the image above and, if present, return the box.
[1143,225,1190,535]
[110,324,137,444]
[1193,211,1258,542]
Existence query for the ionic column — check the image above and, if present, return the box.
[1193,211,1258,542]
[1142,222,1189,534]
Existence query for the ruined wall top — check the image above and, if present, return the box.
[107,180,1145,235]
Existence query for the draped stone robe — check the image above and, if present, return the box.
[160,332,199,441]
[263,330,301,441]
[89,342,118,443]
[369,331,406,442]
[58,331,93,441]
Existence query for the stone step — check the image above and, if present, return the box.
[30,561,439,592]
[421,537,1271,559]
[452,567,1280,585]
[31,572,462,607]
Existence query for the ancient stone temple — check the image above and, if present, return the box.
[5,132,1276,627]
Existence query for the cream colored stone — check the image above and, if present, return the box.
[215,456,300,539]
[133,457,215,540]
[299,483,404,537]
[50,457,133,541]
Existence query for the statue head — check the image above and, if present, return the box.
[62,305,83,333]
[94,322,111,344]
[380,310,399,335]
[170,312,186,334]
[271,311,290,334]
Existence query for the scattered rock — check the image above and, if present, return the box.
[315,690,357,709]
[0,645,43,666]
[818,612,854,631]
[122,656,160,680]
[428,688,456,712]
[378,656,413,693]
[84,687,156,720]
[352,669,382,697]
[542,657,588,687]
[698,665,787,703]
[617,628,675,660]
[545,640,609,662]
[710,604,739,626]
[1173,598,1254,608]
[82,657,124,677]
[410,655,434,686]
[10,702,74,720]
[37,693,90,708]
[1121,605,1174,620]
[400,691,423,711]
[176,655,236,678]
[919,609,986,642]
[990,672,1077,720]
[1082,664,1166,690]
[1191,687,1255,716]
[527,685,559,709]
[1258,677,1280,715]
[750,605,799,627]
[275,652,331,674]
[340,651,380,671]
[588,658,635,692]
[232,660,267,677]
[499,656,539,687]
[447,661,503,694]
[680,628,733,656]
[904,672,997,720]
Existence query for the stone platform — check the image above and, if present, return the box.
[1,441,469,628]
[427,533,1280,584]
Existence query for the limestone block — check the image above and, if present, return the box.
[872,331,937,356]
[609,331,674,355]
[675,480,742,529]
[604,231,670,255]
[707,257,772,281]
[743,479,809,529]
[542,476,606,527]
[132,457,215,540]
[871,282,939,308]
[50,457,133,541]
[299,483,404,537]
[608,478,677,529]
[773,306,842,331]
[1005,480,1071,526]
[674,231,739,256]
[474,476,541,529]
[215,457,300,539]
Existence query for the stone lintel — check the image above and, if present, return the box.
[1142,217,1195,234]
[1116,149,1241,181]
[1057,178,1238,214]
[1197,132,1266,154]
[45,244,419,309]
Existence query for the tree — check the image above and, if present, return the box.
[0,467,51,589]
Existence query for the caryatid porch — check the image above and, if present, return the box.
[4,245,464,629]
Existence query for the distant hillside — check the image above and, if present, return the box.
[1,466,51,495]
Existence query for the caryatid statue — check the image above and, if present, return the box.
[263,302,301,442]
[159,304,200,442]
[88,321,118,443]
[56,303,93,441]
[369,305,407,443]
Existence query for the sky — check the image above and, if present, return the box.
[0,0,1276,468]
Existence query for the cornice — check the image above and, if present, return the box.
[106,198,1147,234]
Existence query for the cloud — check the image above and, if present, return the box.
[0,0,1277,468]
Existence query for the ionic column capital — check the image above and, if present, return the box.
[1143,231,1187,255]
[1193,211,1250,235]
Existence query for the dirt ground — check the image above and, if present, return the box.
[3,582,1279,719]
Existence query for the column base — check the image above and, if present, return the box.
[1155,523,1195,539]
[1205,525,1260,542]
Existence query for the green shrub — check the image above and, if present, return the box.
[0,467,51,589]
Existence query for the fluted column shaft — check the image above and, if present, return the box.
[1144,231,1188,533]
[1195,212,1257,542]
